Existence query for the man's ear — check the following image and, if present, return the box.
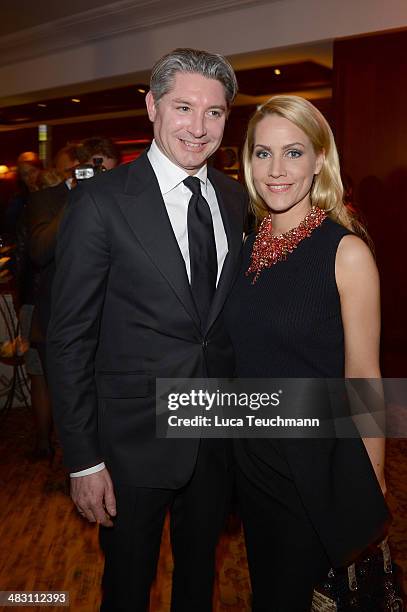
[145,91,157,122]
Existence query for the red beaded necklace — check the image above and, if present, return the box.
[246,206,327,283]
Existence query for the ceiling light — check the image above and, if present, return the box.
[137,88,146,94]
[37,103,47,108]
[274,68,281,75]
[71,98,81,103]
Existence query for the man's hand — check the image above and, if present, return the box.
[71,468,116,527]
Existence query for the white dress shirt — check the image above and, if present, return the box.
[147,140,228,284]
[71,140,228,478]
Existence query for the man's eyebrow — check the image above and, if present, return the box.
[171,98,227,110]
[172,98,193,105]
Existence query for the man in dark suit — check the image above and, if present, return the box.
[47,48,247,611]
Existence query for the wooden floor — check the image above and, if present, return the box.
[0,407,405,611]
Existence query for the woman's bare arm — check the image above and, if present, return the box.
[336,234,386,495]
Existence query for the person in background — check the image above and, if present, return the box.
[26,139,119,458]
[5,152,43,238]
[76,136,121,170]
[17,152,43,192]
[224,95,388,611]
[47,48,247,611]
[17,145,80,458]
[27,145,80,372]
[9,152,49,458]
[54,145,81,182]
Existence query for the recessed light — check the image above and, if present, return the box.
[274,68,281,75]
[37,103,47,108]
[137,88,146,94]
[71,98,81,103]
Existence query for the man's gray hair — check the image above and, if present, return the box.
[150,48,238,107]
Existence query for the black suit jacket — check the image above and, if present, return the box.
[47,153,247,487]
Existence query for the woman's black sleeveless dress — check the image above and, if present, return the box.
[224,218,389,611]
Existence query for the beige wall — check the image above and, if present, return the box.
[0,0,406,103]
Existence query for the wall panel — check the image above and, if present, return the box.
[333,30,407,375]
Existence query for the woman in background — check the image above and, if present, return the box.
[224,96,388,611]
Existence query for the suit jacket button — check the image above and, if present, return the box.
[202,340,208,348]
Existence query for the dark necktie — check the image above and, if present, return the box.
[183,176,218,328]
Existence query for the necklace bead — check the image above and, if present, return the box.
[246,206,327,283]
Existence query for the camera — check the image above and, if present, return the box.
[74,157,106,181]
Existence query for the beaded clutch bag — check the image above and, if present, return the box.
[312,540,404,611]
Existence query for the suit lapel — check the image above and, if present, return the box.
[206,169,243,333]
[118,152,201,330]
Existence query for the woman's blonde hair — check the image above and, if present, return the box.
[242,95,366,238]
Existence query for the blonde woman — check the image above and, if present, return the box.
[224,96,389,610]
